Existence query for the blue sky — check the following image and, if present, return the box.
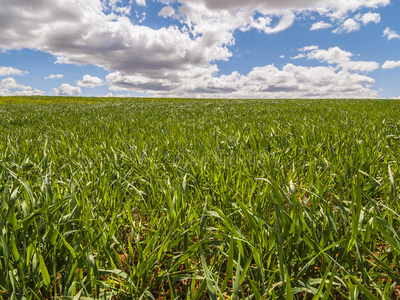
[0,0,399,99]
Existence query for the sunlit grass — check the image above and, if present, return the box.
[0,97,399,299]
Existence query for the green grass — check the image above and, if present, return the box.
[0,96,399,299]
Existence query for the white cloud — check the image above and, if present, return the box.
[250,12,295,34]
[1,77,26,90]
[310,21,332,30]
[106,92,132,97]
[383,27,400,40]
[45,74,64,79]
[0,0,390,79]
[295,46,352,64]
[134,10,147,23]
[135,0,146,6]
[0,0,389,99]
[102,45,379,98]
[334,18,360,34]
[341,61,380,72]
[53,83,82,96]
[299,45,320,52]
[106,63,378,99]
[0,77,44,96]
[102,0,134,15]
[0,0,232,78]
[332,12,380,34]
[359,12,381,25]
[158,6,175,17]
[77,75,103,88]
[292,46,379,72]
[382,60,400,69]
[184,0,390,13]
[0,66,28,77]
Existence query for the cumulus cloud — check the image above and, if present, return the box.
[359,12,381,25]
[341,61,380,72]
[103,45,379,98]
[45,74,64,79]
[53,83,82,96]
[293,46,379,72]
[334,18,360,34]
[0,0,236,78]
[0,66,28,77]
[184,0,389,13]
[102,0,134,15]
[0,0,390,78]
[106,92,132,97]
[332,12,380,34]
[383,27,400,40]
[310,21,332,30]
[1,78,21,90]
[250,13,296,34]
[77,75,103,88]
[0,77,44,96]
[295,46,352,64]
[0,0,389,99]
[106,63,378,99]
[382,60,400,69]
[135,0,146,6]
[158,6,175,17]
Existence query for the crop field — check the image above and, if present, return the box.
[0,97,400,299]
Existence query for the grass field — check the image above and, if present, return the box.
[0,97,399,299]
